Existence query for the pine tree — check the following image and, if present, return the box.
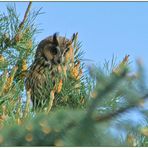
[0,2,148,146]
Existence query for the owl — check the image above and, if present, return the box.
[25,33,76,109]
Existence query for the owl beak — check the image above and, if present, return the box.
[53,58,63,65]
[57,58,63,64]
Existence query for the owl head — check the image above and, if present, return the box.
[35,33,76,66]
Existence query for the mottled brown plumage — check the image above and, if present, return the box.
[25,33,76,109]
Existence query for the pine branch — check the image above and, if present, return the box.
[18,2,32,32]
[94,93,148,122]
[1,2,33,52]
[56,93,148,137]
[23,89,31,118]
[12,2,32,43]
[86,69,127,118]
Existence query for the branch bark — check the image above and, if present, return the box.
[17,2,32,32]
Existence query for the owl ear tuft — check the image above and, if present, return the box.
[71,32,78,44]
[53,32,59,46]
[67,32,78,46]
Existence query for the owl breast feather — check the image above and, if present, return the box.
[26,60,54,108]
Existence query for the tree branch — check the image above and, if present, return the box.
[18,2,32,32]
[2,2,33,51]
[86,69,127,118]
[94,93,148,122]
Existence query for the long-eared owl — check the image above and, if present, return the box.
[25,33,76,109]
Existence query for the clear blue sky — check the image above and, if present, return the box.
[0,2,148,79]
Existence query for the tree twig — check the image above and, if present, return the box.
[18,2,32,32]
[94,93,148,122]
[86,69,127,118]
[3,2,33,50]
[23,89,31,118]
[59,93,148,134]
[10,2,32,45]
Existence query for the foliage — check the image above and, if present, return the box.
[0,2,148,146]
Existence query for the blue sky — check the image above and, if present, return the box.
[0,2,148,78]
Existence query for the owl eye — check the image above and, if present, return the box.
[50,48,57,55]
